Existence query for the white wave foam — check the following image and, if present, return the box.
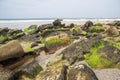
[63,19,120,21]
[0,18,120,23]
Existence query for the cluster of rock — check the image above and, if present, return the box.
[0,19,120,80]
[0,27,25,44]
[0,40,42,80]
[107,21,120,26]
[36,63,98,80]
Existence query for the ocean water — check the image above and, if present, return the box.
[0,18,120,30]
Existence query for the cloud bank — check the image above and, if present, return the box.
[0,0,120,18]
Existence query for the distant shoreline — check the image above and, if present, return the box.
[0,18,120,21]
[0,19,119,30]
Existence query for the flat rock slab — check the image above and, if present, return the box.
[94,69,120,80]
[35,46,68,69]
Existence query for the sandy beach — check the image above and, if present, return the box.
[0,20,113,30]
[0,21,53,29]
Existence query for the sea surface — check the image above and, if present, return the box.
[0,18,120,30]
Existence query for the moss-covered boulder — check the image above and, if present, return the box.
[36,61,98,80]
[41,29,55,37]
[83,21,93,30]
[0,35,8,44]
[20,41,34,53]
[61,34,103,64]
[28,25,37,30]
[45,35,71,54]
[70,26,82,36]
[0,27,9,36]
[67,64,98,80]
[89,26,105,33]
[38,24,53,31]
[85,38,120,69]
[7,29,25,40]
[53,19,62,26]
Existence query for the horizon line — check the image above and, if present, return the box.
[0,17,120,20]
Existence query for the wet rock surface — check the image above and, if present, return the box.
[36,63,98,80]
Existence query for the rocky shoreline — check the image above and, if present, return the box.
[0,19,120,80]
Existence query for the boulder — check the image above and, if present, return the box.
[113,21,120,26]
[28,25,37,30]
[61,34,103,64]
[36,63,98,80]
[89,26,105,33]
[20,33,41,42]
[5,55,35,71]
[18,62,43,78]
[7,29,23,35]
[0,40,24,61]
[38,24,53,31]
[41,29,69,38]
[98,41,120,63]
[0,55,39,80]
[84,39,120,68]
[0,27,9,36]
[107,21,120,26]
[36,61,63,80]
[31,42,39,48]
[83,21,93,30]
[70,27,82,36]
[0,36,8,44]
[69,23,74,28]
[14,32,25,39]
[61,24,65,27]
[53,19,62,26]
[105,26,119,37]
[45,35,70,54]
[67,64,98,80]
[7,29,25,40]
[41,29,55,37]
[33,44,45,52]
[103,25,110,31]
[29,28,40,35]
[58,65,68,80]
[65,23,75,28]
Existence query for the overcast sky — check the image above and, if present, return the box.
[0,0,120,19]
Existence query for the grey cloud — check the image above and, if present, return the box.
[0,0,120,18]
